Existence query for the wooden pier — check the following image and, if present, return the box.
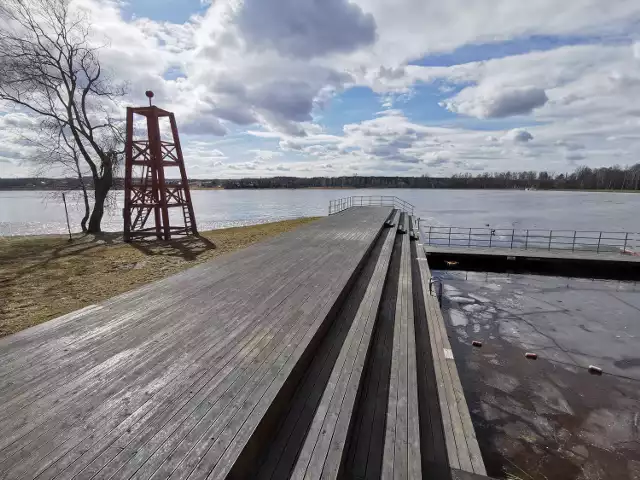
[424,245,640,280]
[0,205,488,480]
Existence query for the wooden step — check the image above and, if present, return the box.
[381,220,422,479]
[397,212,408,234]
[414,243,487,476]
[287,210,400,479]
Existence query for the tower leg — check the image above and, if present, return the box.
[170,113,198,235]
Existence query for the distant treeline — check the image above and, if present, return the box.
[2,164,640,191]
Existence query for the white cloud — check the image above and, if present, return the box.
[346,0,640,68]
[2,0,640,178]
[237,0,376,58]
[425,151,451,167]
[444,86,548,118]
[266,163,290,171]
[504,129,534,143]
[555,140,585,151]
[566,152,586,163]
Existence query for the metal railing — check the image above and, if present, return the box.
[328,196,415,215]
[423,226,640,255]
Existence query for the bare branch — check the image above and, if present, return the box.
[0,0,127,232]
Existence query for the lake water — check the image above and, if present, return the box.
[437,270,640,479]
[1,189,640,236]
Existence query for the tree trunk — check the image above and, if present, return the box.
[87,156,113,234]
[80,183,91,232]
[87,182,108,233]
[75,168,90,232]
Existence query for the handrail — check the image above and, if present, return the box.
[422,225,639,255]
[328,195,415,215]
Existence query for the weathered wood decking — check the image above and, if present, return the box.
[415,245,486,476]
[0,206,489,480]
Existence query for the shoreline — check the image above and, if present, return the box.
[1,187,639,193]
[0,217,319,337]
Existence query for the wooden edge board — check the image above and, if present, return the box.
[414,246,487,476]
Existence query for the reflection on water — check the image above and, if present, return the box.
[2,189,640,236]
[436,270,640,479]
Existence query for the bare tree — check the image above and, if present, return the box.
[0,0,126,233]
[27,120,92,231]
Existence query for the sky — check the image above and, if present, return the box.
[1,0,640,178]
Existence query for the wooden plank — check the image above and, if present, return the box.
[414,244,487,476]
[382,228,422,480]
[289,210,400,480]
[409,240,449,478]
[343,232,401,480]
[397,212,407,234]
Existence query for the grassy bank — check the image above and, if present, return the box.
[0,217,319,337]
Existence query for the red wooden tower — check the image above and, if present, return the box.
[123,91,197,241]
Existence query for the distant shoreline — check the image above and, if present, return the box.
[1,186,639,193]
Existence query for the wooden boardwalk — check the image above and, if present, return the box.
[0,206,489,480]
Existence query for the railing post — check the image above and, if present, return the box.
[623,233,629,253]
[525,230,529,249]
[510,229,515,249]
[572,231,577,252]
[468,228,472,247]
[428,226,432,245]
[448,227,452,246]
[597,232,602,253]
[548,230,553,251]
[489,228,492,247]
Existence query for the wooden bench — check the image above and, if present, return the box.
[415,244,487,476]
[289,210,400,479]
[381,217,423,479]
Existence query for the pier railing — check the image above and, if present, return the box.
[328,196,415,215]
[423,226,639,255]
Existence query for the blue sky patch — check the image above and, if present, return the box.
[122,0,207,23]
[410,34,599,67]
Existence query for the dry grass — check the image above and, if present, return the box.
[0,217,319,337]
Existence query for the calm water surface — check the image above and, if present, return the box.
[1,189,640,236]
